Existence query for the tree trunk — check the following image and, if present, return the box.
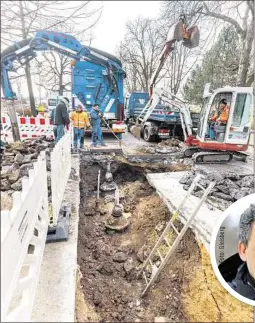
[236,24,254,86]
[19,1,37,116]
[7,101,21,142]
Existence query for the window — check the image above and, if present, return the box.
[210,92,232,118]
[232,93,251,126]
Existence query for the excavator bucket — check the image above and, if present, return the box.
[182,25,200,49]
[172,21,187,41]
[130,124,142,140]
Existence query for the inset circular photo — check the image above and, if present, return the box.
[210,193,255,306]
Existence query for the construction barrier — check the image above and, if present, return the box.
[1,115,54,142]
[50,131,72,226]
[1,151,49,322]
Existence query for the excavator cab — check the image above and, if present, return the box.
[194,86,253,160]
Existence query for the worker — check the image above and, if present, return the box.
[208,99,230,139]
[54,97,70,142]
[70,104,90,149]
[90,104,106,147]
[228,204,255,300]
[50,108,57,141]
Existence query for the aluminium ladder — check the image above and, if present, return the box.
[138,174,215,297]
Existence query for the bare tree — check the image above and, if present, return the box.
[162,0,254,87]
[200,1,254,86]
[34,53,71,95]
[117,17,165,93]
[1,1,102,115]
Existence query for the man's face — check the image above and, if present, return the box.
[77,106,82,112]
[94,105,99,111]
[238,222,255,279]
[219,103,226,110]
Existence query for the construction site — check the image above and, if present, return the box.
[1,1,255,322]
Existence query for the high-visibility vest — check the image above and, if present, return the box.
[211,106,230,124]
[70,111,90,128]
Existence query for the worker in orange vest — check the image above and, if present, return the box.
[208,99,230,139]
[70,104,90,150]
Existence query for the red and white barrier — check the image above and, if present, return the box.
[1,115,54,142]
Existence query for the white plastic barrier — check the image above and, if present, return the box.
[50,131,72,226]
[1,151,49,322]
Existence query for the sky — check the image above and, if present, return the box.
[91,1,161,55]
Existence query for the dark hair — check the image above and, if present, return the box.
[93,104,99,107]
[219,99,227,105]
[63,97,69,103]
[238,204,255,247]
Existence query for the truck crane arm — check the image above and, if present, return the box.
[1,30,125,100]
[149,14,199,97]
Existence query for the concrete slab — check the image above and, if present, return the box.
[146,171,223,252]
[31,155,80,322]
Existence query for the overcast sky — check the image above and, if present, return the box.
[91,1,161,54]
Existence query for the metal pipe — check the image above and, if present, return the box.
[115,186,120,205]
[97,170,101,201]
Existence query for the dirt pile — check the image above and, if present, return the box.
[1,137,54,210]
[179,170,254,211]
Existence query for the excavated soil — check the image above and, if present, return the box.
[76,155,254,322]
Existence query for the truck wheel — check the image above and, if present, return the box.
[143,126,155,142]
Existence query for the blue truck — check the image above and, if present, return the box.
[1,31,126,135]
[124,92,200,141]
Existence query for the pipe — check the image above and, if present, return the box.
[97,170,101,201]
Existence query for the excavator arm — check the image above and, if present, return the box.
[149,14,199,97]
[1,30,125,100]
[151,88,194,142]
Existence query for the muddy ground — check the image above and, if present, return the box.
[76,155,254,322]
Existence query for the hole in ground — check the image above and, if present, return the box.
[77,155,200,322]
[76,154,253,322]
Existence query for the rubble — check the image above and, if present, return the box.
[179,169,254,211]
[0,136,54,210]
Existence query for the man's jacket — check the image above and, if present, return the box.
[90,110,102,129]
[228,262,255,300]
[55,102,70,126]
[70,111,90,129]
[211,106,230,124]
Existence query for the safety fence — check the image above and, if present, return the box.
[50,130,72,226]
[1,151,49,322]
[1,128,72,321]
[1,115,54,142]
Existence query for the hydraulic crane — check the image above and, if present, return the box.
[1,30,126,136]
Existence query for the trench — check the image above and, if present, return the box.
[76,154,254,323]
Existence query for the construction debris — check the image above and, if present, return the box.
[0,136,54,210]
[179,169,254,211]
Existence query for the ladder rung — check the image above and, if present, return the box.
[196,183,206,191]
[164,236,171,247]
[157,249,163,261]
[170,222,179,235]
[143,271,149,286]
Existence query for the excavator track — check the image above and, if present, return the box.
[192,151,233,164]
